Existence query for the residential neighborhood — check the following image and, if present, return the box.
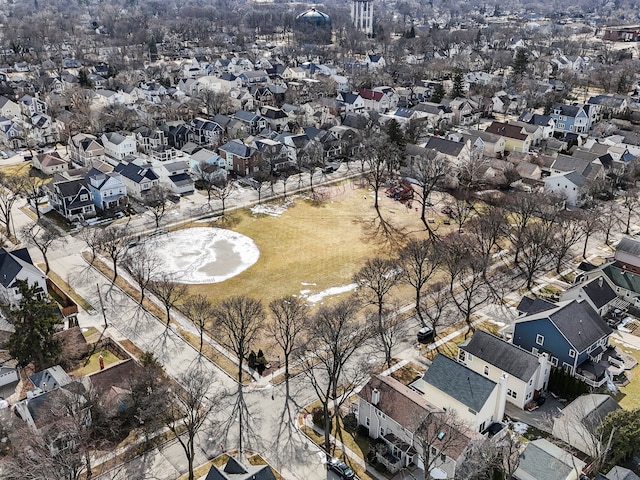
[0,0,639,480]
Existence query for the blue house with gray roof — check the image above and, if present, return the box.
[411,354,507,433]
[550,103,593,134]
[513,299,613,387]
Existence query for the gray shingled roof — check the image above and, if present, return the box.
[520,300,612,352]
[577,278,617,309]
[424,136,465,157]
[616,237,640,257]
[421,354,497,413]
[460,330,540,381]
[515,439,581,480]
[204,456,276,480]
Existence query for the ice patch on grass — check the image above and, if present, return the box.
[301,283,358,304]
[512,422,528,435]
[250,203,291,217]
[144,227,259,284]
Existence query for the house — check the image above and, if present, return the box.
[613,236,640,274]
[231,110,267,136]
[359,88,390,113]
[0,96,21,119]
[134,127,169,155]
[44,173,97,221]
[19,94,47,116]
[155,161,194,195]
[411,354,507,433]
[188,117,224,147]
[460,130,505,158]
[85,168,127,212]
[485,122,532,153]
[552,394,620,458]
[457,330,551,409]
[101,132,137,161]
[598,466,640,480]
[365,54,386,70]
[204,455,276,480]
[218,140,259,176]
[260,106,289,132]
[443,98,480,126]
[281,66,306,80]
[588,95,629,119]
[337,92,365,115]
[0,247,48,307]
[238,70,268,86]
[518,112,556,139]
[69,133,105,167]
[32,152,68,176]
[513,438,585,480]
[423,135,471,165]
[560,278,618,316]
[357,374,482,477]
[113,162,160,200]
[513,298,613,387]
[543,171,589,206]
[550,103,592,134]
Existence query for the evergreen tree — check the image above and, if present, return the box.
[385,119,406,152]
[7,280,61,370]
[512,48,529,78]
[430,83,446,103]
[450,71,465,99]
[78,68,94,88]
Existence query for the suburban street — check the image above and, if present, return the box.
[5,152,640,480]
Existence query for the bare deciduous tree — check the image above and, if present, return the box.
[409,151,448,236]
[97,223,130,282]
[268,295,309,397]
[303,297,371,452]
[398,238,440,327]
[145,185,171,229]
[353,257,401,368]
[184,293,215,354]
[0,173,26,238]
[122,245,159,304]
[148,273,188,329]
[21,223,66,274]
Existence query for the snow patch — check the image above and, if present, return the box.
[512,422,528,435]
[144,227,259,284]
[250,203,291,217]
[301,283,358,304]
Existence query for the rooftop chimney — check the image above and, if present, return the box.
[371,388,380,406]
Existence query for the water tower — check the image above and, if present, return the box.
[351,0,373,35]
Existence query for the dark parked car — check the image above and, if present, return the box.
[327,457,355,480]
[417,326,435,344]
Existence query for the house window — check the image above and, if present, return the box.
[529,379,533,385]
[440,453,446,462]
[562,362,572,372]
[536,334,544,346]
[80,194,88,201]
[532,347,538,355]
[511,391,518,399]
[551,356,558,366]
[483,365,489,376]
[431,447,437,455]
[569,349,576,358]
[365,417,370,427]
[380,427,385,436]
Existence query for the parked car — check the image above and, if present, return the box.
[327,457,355,480]
[0,151,7,159]
[417,326,435,344]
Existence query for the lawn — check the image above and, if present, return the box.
[183,184,432,307]
[70,349,120,376]
[611,340,640,410]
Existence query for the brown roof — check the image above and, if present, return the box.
[88,359,141,396]
[358,375,480,460]
[485,121,529,141]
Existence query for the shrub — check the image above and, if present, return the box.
[343,412,358,433]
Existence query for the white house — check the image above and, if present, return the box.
[101,132,137,161]
[411,354,507,433]
[154,160,194,195]
[559,278,619,317]
[113,162,159,200]
[0,247,48,307]
[457,330,551,409]
[543,171,588,206]
[357,374,481,478]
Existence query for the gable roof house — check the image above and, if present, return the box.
[485,121,532,153]
[358,88,391,113]
[552,394,621,458]
[517,112,556,139]
[238,70,269,86]
[0,96,21,119]
[85,168,127,212]
[588,95,629,120]
[513,438,585,480]
[188,117,224,148]
[69,133,105,167]
[218,140,259,176]
[154,161,194,195]
[337,92,365,115]
[411,354,507,433]
[0,247,48,307]
[423,135,472,165]
[32,152,68,176]
[259,106,289,132]
[44,173,96,221]
[513,299,614,387]
[560,278,618,316]
[550,103,592,135]
[231,110,267,136]
[113,162,160,200]
[357,374,482,478]
[543,171,589,206]
[101,132,137,161]
[457,330,551,409]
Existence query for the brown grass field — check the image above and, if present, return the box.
[182,181,450,308]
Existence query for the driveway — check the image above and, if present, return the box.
[504,395,564,434]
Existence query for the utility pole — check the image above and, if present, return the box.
[97,283,107,329]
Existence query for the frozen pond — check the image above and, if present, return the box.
[145,227,260,284]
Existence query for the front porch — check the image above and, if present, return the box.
[374,433,417,474]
